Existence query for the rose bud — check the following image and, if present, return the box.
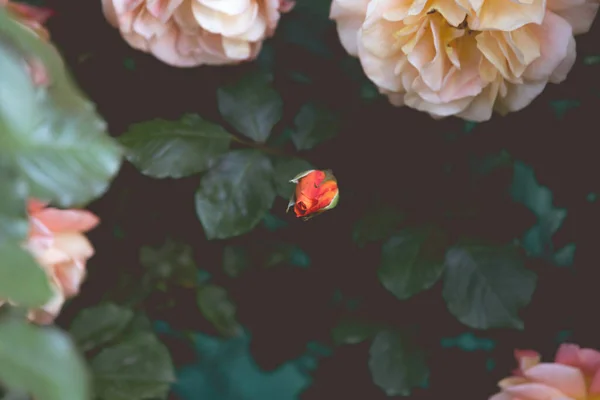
[286,169,339,221]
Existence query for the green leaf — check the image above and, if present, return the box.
[91,332,175,400]
[1,390,30,400]
[442,245,537,330]
[368,330,429,396]
[119,115,232,179]
[0,242,53,307]
[511,161,572,263]
[69,303,134,352]
[332,318,384,346]
[279,13,333,58]
[290,103,340,151]
[0,160,28,243]
[550,99,580,120]
[0,11,122,207]
[140,239,198,286]
[197,285,242,338]
[217,73,282,143]
[264,243,311,268]
[378,226,447,300]
[0,317,90,400]
[353,205,405,247]
[262,213,288,231]
[195,149,276,240]
[584,55,600,65]
[222,245,250,278]
[272,156,314,199]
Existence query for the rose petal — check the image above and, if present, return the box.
[524,11,573,82]
[504,382,568,399]
[524,363,586,398]
[470,0,546,31]
[52,233,95,261]
[552,1,599,34]
[34,208,99,233]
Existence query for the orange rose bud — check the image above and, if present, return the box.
[286,169,339,221]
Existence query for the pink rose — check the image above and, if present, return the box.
[330,0,598,121]
[490,343,600,400]
[102,0,295,67]
[19,199,99,324]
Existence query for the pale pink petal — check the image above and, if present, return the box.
[146,0,184,21]
[191,1,257,36]
[524,11,573,82]
[111,0,144,15]
[198,0,252,15]
[333,15,364,56]
[54,260,86,297]
[457,82,498,122]
[37,247,71,267]
[549,34,575,83]
[499,376,529,389]
[149,24,203,66]
[51,233,95,261]
[221,37,252,59]
[524,363,586,398]
[547,0,586,10]
[29,216,52,238]
[553,1,599,34]
[34,208,99,233]
[27,199,48,214]
[29,281,64,324]
[504,382,567,399]
[497,80,547,113]
[488,393,515,400]
[102,0,119,27]
[279,0,295,13]
[516,349,543,373]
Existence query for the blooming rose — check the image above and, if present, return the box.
[102,0,295,67]
[490,343,600,400]
[287,169,339,220]
[330,0,599,121]
[0,199,100,324]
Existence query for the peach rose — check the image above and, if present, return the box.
[0,199,100,324]
[102,0,295,67]
[330,0,598,121]
[490,344,600,400]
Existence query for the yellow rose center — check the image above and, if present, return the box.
[391,8,542,91]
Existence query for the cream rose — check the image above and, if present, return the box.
[0,200,100,324]
[102,0,295,67]
[330,0,598,121]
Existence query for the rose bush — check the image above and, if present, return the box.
[0,0,599,399]
[102,0,295,67]
[330,0,599,121]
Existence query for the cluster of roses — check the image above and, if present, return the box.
[97,0,598,121]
